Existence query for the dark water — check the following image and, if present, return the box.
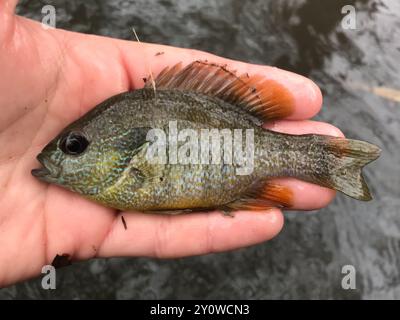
[2,0,399,299]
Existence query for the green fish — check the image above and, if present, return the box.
[32,61,381,213]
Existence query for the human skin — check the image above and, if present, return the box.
[0,0,343,287]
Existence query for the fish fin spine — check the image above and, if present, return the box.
[145,61,295,122]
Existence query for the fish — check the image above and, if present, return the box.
[31,61,381,213]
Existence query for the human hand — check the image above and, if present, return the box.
[0,0,343,286]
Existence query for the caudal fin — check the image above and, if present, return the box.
[321,138,381,201]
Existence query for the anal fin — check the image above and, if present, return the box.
[223,181,294,211]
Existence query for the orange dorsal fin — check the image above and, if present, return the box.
[222,181,294,211]
[145,61,294,122]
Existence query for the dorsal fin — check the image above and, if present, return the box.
[144,61,295,122]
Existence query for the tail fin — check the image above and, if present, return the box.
[321,138,381,201]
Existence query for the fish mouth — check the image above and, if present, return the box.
[31,154,60,182]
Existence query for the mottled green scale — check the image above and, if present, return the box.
[87,91,263,211]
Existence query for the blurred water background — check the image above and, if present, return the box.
[1,0,399,299]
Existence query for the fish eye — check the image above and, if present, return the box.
[59,132,89,155]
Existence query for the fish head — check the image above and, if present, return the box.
[31,115,139,196]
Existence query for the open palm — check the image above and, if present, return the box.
[0,1,343,286]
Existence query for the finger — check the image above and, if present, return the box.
[98,209,284,258]
[265,119,345,210]
[264,119,345,136]
[116,41,323,120]
[0,0,18,16]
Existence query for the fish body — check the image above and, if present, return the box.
[32,61,381,212]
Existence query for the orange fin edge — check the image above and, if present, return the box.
[145,61,295,122]
[222,181,294,211]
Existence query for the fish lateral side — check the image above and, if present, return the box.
[32,61,381,213]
